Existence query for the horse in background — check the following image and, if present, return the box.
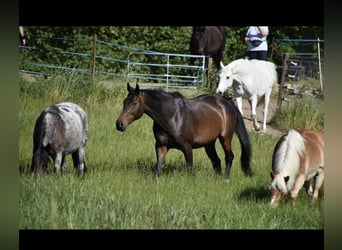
[189,26,226,70]
[116,83,252,180]
[268,129,324,207]
[216,58,278,133]
[31,102,88,178]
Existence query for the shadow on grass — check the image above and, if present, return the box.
[126,158,195,177]
[238,186,270,203]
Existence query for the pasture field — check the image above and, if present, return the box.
[19,75,324,229]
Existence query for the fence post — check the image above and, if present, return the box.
[317,37,323,92]
[92,34,97,77]
[270,37,276,61]
[277,53,289,109]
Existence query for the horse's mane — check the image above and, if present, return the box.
[143,89,184,99]
[272,129,306,190]
[46,105,64,118]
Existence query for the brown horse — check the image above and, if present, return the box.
[189,26,226,70]
[268,129,324,207]
[116,83,252,180]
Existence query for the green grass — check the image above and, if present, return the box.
[271,96,324,132]
[19,74,324,229]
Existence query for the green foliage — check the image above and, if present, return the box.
[21,26,323,82]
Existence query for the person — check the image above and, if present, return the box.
[19,26,27,46]
[245,26,269,60]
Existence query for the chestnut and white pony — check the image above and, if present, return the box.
[216,58,278,133]
[268,129,324,207]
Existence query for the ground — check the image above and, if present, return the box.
[240,96,282,137]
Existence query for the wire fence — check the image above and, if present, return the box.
[270,38,325,107]
[19,35,324,94]
[19,34,207,90]
[271,38,324,85]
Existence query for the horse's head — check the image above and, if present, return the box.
[190,26,207,55]
[268,172,290,207]
[216,63,233,95]
[116,83,145,131]
[31,146,50,174]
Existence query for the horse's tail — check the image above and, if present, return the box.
[31,145,50,174]
[234,106,252,176]
[272,129,305,177]
[31,111,51,174]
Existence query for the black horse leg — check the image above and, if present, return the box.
[182,144,194,175]
[72,148,86,177]
[204,141,222,174]
[189,57,197,79]
[219,137,235,180]
[155,143,168,177]
[61,155,67,172]
[212,54,221,70]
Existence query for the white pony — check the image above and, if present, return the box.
[216,58,278,133]
[268,129,324,207]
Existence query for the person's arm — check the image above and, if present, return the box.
[257,26,268,37]
[244,27,250,43]
[19,26,27,46]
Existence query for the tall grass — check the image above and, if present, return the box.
[271,95,324,132]
[19,74,323,229]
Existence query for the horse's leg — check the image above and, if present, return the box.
[290,173,306,201]
[72,147,86,177]
[219,136,234,181]
[61,155,67,172]
[182,143,194,175]
[204,57,210,81]
[155,143,168,177]
[212,54,220,70]
[249,95,260,131]
[54,152,63,174]
[189,57,196,77]
[304,180,313,196]
[236,96,243,115]
[311,167,324,202]
[204,141,222,174]
[262,90,272,132]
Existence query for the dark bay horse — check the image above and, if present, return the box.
[116,83,252,180]
[189,26,226,70]
[31,102,88,177]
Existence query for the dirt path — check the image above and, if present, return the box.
[240,97,282,137]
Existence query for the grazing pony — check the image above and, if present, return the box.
[268,129,324,207]
[189,26,226,70]
[116,83,252,180]
[216,58,278,133]
[31,102,88,177]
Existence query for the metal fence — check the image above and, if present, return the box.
[19,34,207,90]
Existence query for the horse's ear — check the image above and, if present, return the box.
[134,83,140,94]
[127,82,133,93]
[220,61,225,69]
